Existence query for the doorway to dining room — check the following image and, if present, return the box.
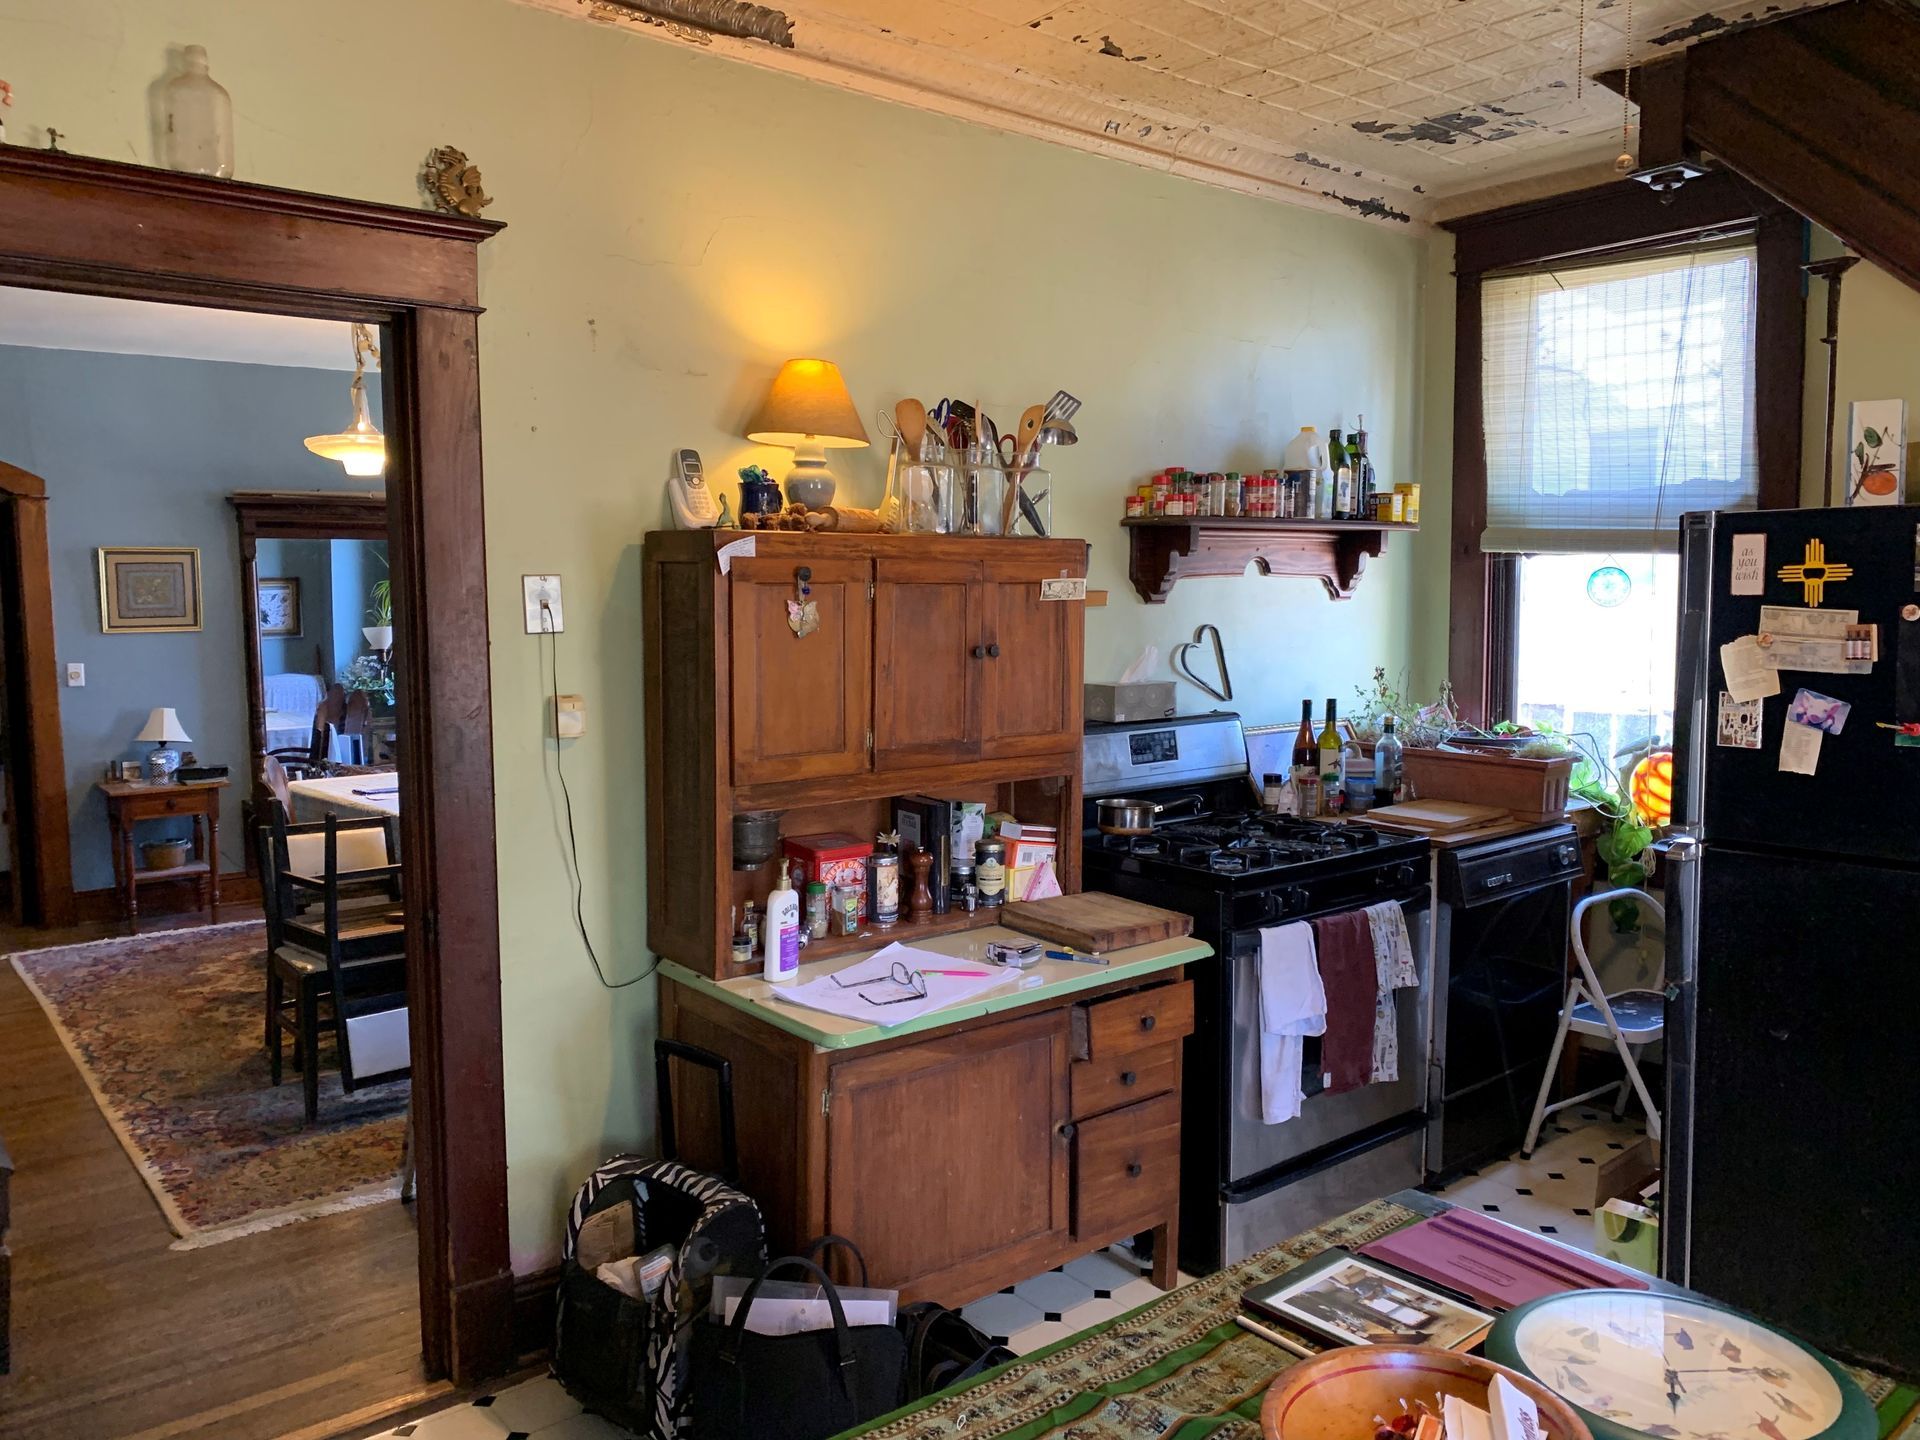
[0,289,432,1439]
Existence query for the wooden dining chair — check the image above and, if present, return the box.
[261,813,405,1123]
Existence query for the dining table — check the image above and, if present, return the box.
[286,773,401,823]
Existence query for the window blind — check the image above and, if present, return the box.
[1481,241,1758,554]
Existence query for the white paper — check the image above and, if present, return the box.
[1490,1374,1545,1440]
[715,535,756,574]
[1758,605,1872,674]
[345,1007,409,1076]
[1779,719,1823,775]
[1444,1395,1494,1440]
[1730,533,1766,595]
[1117,645,1159,684]
[1720,636,1781,702]
[766,942,1016,1028]
[1761,604,1858,636]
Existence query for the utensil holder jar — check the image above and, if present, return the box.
[965,453,1008,536]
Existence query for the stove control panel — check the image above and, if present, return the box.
[1084,712,1250,797]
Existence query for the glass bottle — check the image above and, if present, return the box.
[1291,700,1319,818]
[162,45,234,178]
[1317,699,1343,816]
[1375,714,1405,805]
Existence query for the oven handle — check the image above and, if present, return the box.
[1254,887,1429,928]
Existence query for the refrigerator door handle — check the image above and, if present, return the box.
[1660,834,1702,1289]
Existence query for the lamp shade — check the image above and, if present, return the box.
[745,359,870,449]
[303,374,387,478]
[135,707,192,744]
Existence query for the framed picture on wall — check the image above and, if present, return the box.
[1847,399,1908,506]
[258,577,302,637]
[97,546,204,634]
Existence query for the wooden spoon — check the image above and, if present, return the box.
[895,398,927,459]
[1014,403,1046,470]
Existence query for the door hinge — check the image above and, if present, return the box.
[821,1087,832,1116]
[865,727,873,751]
[866,579,875,600]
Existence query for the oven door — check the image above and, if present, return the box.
[1223,896,1431,1187]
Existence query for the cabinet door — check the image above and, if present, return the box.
[979,557,1082,760]
[825,1009,1071,1302]
[728,555,872,786]
[872,558,982,770]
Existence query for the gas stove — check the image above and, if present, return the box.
[1093,813,1415,883]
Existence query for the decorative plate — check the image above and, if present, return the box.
[1485,1291,1873,1440]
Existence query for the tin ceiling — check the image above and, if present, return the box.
[517,0,1833,226]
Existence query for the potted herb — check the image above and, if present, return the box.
[1569,737,1658,931]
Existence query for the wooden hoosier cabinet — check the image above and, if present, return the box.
[641,529,1210,1304]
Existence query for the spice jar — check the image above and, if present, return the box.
[975,838,1007,908]
[831,883,863,936]
[804,881,829,940]
[869,851,901,927]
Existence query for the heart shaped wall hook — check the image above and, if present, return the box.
[1172,623,1233,702]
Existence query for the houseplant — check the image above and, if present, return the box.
[363,577,393,653]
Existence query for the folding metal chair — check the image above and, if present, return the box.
[1522,886,1664,1155]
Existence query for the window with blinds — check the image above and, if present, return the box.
[1481,240,1759,554]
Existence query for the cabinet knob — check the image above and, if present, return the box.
[1139,1014,1156,1032]
[1057,1122,1077,1140]
[1120,1070,1137,1087]
[1126,1161,1143,1179]
[972,644,987,659]
[987,642,1001,658]
[797,566,812,583]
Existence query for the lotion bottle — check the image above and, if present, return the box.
[764,867,801,982]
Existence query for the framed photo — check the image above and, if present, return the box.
[1847,399,1907,506]
[98,546,203,634]
[1243,1249,1494,1351]
[258,577,302,637]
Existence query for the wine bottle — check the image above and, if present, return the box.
[1292,700,1319,818]
[1375,714,1405,805]
[1318,699,1343,816]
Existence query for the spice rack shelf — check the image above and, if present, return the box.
[1122,516,1419,604]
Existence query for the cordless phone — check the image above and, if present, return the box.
[668,448,720,528]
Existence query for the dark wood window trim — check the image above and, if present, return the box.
[0,149,510,1386]
[1440,171,1807,725]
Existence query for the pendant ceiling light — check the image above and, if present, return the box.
[304,323,386,479]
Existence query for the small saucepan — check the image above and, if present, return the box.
[1095,793,1203,836]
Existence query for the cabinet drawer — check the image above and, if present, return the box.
[1070,1042,1178,1120]
[1072,1093,1180,1240]
[1070,981,1193,1061]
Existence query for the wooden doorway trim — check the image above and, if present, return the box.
[230,491,389,817]
[0,461,75,927]
[0,149,509,1383]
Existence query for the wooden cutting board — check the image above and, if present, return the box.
[1366,799,1510,833]
[1002,892,1193,953]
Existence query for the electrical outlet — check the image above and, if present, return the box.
[554,693,586,739]
[65,662,85,687]
[523,574,564,634]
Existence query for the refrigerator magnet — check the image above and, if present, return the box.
[1776,537,1855,606]
[1779,719,1824,775]
[1716,692,1762,749]
[1730,533,1766,595]
[1787,687,1852,735]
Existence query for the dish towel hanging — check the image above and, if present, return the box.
[1311,908,1380,1095]
[1256,922,1325,1124]
[1364,900,1420,1083]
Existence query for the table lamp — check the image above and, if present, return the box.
[745,358,869,509]
[136,707,191,783]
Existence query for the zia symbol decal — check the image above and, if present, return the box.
[1776,539,1854,607]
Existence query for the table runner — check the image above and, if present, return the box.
[843,1197,1919,1440]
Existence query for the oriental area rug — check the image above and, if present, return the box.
[8,921,407,1248]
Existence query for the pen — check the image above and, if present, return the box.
[1046,949,1109,967]
[1233,1312,1316,1359]
[922,968,992,978]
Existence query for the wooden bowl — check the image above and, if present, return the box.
[1261,1345,1592,1440]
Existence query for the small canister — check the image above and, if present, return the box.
[975,838,1007,907]
[1262,772,1287,812]
[1125,494,1145,519]
[869,852,901,927]
[831,883,863,936]
[951,857,975,897]
[804,881,829,940]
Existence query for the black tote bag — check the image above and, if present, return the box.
[683,1255,908,1440]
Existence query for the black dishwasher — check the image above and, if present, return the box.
[1424,824,1584,1184]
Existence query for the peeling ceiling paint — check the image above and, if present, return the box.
[519,0,1841,226]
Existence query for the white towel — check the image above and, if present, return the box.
[1257,922,1326,1124]
[1363,901,1419,1083]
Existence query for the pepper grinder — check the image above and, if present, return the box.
[907,846,934,923]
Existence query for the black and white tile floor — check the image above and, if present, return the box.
[1435,1110,1651,1255]
[338,1118,1641,1440]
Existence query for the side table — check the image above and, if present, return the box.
[97,778,229,926]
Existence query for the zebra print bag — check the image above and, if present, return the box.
[553,1155,765,1440]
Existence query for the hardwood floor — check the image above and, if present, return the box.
[0,906,436,1440]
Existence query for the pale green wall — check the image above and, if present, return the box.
[1801,228,1920,506]
[0,0,1446,1268]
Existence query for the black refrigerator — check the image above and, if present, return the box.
[1666,503,1920,1378]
